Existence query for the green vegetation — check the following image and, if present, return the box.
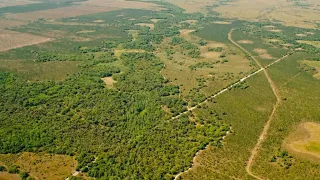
[1,0,320,179]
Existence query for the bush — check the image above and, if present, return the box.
[0,166,6,171]
[8,165,19,174]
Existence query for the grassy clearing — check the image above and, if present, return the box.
[297,40,320,48]
[301,60,320,79]
[0,152,76,180]
[251,52,320,179]
[182,72,276,179]
[0,60,80,81]
[284,122,320,162]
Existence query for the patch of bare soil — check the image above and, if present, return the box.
[0,30,52,52]
[206,42,226,48]
[101,76,116,88]
[237,40,254,44]
[179,29,195,37]
[267,29,282,33]
[0,19,27,28]
[213,21,232,24]
[296,33,307,37]
[0,0,39,8]
[150,18,162,23]
[253,48,274,59]
[202,52,221,59]
[93,20,105,23]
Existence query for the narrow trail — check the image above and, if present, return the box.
[173,29,292,180]
[229,29,284,179]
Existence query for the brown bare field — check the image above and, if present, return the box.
[0,29,52,52]
[6,0,163,21]
[135,23,155,30]
[101,76,116,88]
[284,122,320,162]
[212,0,320,28]
[0,0,39,8]
[237,40,254,44]
[0,18,27,29]
[0,152,76,180]
[253,48,274,59]
[166,0,218,13]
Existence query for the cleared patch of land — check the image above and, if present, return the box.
[0,29,51,52]
[101,76,116,88]
[212,0,320,28]
[0,152,76,180]
[6,0,163,21]
[0,60,79,81]
[253,48,274,59]
[0,172,20,180]
[0,18,27,29]
[284,122,320,162]
[0,0,39,8]
[166,0,218,13]
[238,40,254,44]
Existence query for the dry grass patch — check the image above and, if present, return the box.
[266,39,281,43]
[267,29,282,33]
[297,40,320,48]
[213,21,232,25]
[0,152,76,180]
[6,0,163,21]
[296,33,307,37]
[284,122,320,162]
[301,60,320,79]
[0,29,52,52]
[0,0,39,8]
[93,20,105,23]
[150,18,162,23]
[101,76,116,88]
[166,0,217,13]
[135,23,154,30]
[0,60,80,81]
[253,48,274,59]
[237,40,254,44]
[202,52,221,59]
[0,19,27,28]
[0,172,20,180]
[114,49,145,57]
[181,20,198,24]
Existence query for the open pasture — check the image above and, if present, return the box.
[0,60,80,81]
[5,0,162,21]
[0,0,39,8]
[0,29,51,52]
[284,122,320,162]
[301,60,320,79]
